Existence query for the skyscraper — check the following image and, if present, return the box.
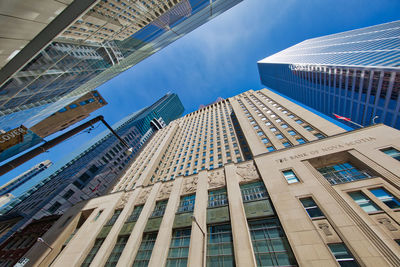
[0,160,52,198]
[0,0,242,131]
[19,89,400,266]
[258,20,400,129]
[0,93,183,243]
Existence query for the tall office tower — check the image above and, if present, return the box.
[0,160,52,198]
[21,89,400,267]
[0,93,184,243]
[258,20,400,129]
[0,0,242,131]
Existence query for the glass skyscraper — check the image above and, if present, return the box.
[258,20,400,129]
[0,93,183,243]
[0,0,241,131]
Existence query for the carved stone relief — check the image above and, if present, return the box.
[182,176,198,194]
[157,182,173,200]
[377,217,398,231]
[116,192,131,209]
[137,187,151,204]
[236,162,259,182]
[208,170,226,189]
[318,222,333,236]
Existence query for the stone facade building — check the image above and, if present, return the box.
[21,89,400,266]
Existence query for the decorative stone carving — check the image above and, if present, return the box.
[318,222,333,236]
[377,217,398,231]
[116,192,131,209]
[236,162,259,182]
[183,176,198,194]
[137,187,151,204]
[157,182,173,200]
[208,170,225,189]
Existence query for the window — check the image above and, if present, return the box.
[208,188,228,208]
[132,232,158,266]
[240,181,268,202]
[267,146,275,152]
[48,201,62,213]
[314,133,325,139]
[295,119,303,124]
[282,142,291,148]
[104,235,129,267]
[288,130,296,136]
[296,138,306,144]
[166,228,191,266]
[177,194,195,213]
[262,138,269,144]
[300,198,325,219]
[281,124,288,128]
[81,238,105,267]
[304,125,313,131]
[207,224,235,266]
[369,188,400,209]
[69,104,78,109]
[276,134,283,140]
[63,189,74,199]
[105,210,122,226]
[127,205,143,222]
[328,243,359,267]
[317,162,371,185]
[349,191,381,213]
[249,218,297,267]
[283,170,299,184]
[151,200,168,217]
[381,147,400,161]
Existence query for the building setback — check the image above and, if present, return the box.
[0,93,183,244]
[18,88,400,266]
[258,20,400,129]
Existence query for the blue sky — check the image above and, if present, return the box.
[2,0,400,191]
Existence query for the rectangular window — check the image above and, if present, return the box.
[48,201,62,213]
[105,210,122,226]
[283,170,299,184]
[132,232,158,266]
[369,188,400,209]
[317,162,371,185]
[151,200,168,218]
[126,205,143,223]
[240,181,268,202]
[63,189,74,199]
[104,235,129,267]
[282,142,291,148]
[296,138,306,144]
[381,147,400,161]
[300,198,325,219]
[207,224,235,266]
[314,133,325,139]
[81,238,105,267]
[327,243,359,267]
[166,228,191,266]
[177,194,195,213]
[349,191,381,213]
[288,130,296,136]
[249,218,297,267]
[208,188,228,208]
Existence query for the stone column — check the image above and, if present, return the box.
[188,170,208,267]
[89,188,141,267]
[116,182,162,267]
[148,177,184,267]
[224,163,257,266]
